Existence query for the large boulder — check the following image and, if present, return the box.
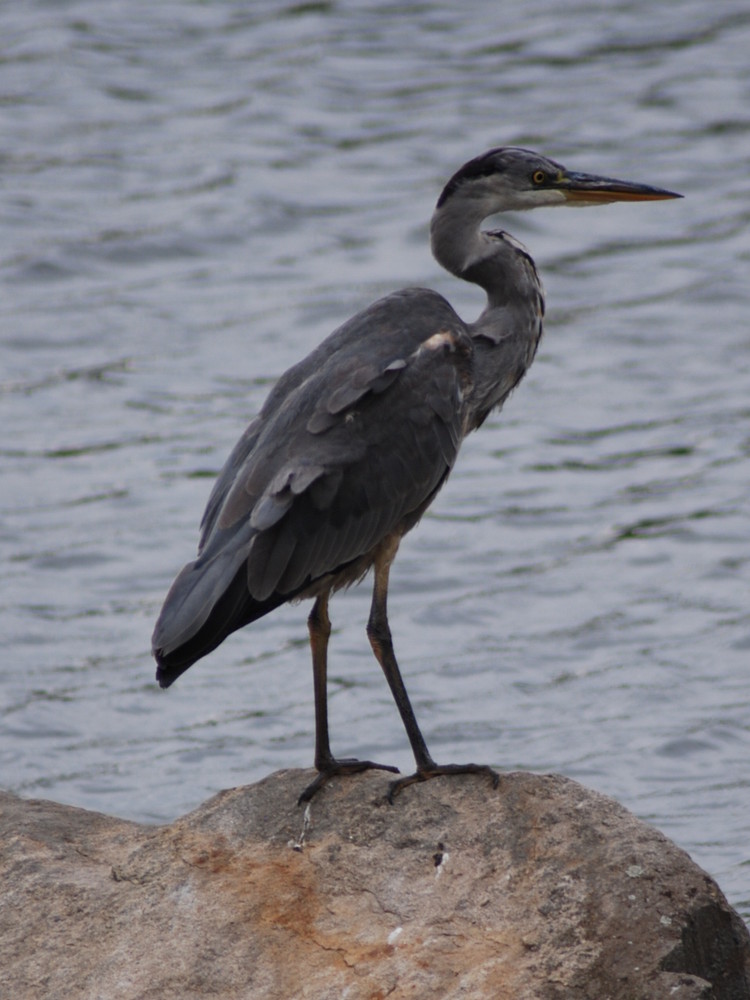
[1,769,748,999]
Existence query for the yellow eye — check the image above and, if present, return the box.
[532,170,546,185]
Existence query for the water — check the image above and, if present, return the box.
[2,0,749,924]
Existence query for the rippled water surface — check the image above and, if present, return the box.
[2,0,749,923]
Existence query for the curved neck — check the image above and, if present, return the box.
[430,200,535,311]
[430,197,545,431]
[430,197,490,282]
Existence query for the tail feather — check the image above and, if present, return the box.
[152,556,287,688]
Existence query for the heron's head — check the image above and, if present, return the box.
[436,146,681,214]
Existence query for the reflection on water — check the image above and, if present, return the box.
[1,0,749,923]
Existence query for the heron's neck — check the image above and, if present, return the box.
[431,198,545,430]
[430,199,530,310]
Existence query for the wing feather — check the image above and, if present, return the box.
[153,288,474,677]
[246,326,472,598]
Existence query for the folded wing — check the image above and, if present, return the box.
[152,289,473,685]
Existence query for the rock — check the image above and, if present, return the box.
[1,770,748,999]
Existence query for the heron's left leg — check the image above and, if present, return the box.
[297,591,399,804]
[366,535,499,802]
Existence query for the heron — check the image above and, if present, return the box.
[153,147,680,802]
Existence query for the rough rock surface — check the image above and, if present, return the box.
[1,769,748,1000]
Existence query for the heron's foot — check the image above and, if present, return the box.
[387,762,500,804]
[298,757,400,805]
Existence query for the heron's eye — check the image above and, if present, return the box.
[532,170,546,185]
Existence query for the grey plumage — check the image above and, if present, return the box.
[152,147,680,798]
[153,290,471,679]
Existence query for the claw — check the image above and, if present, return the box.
[298,758,400,804]
[387,762,499,804]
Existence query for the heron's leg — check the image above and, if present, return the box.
[367,537,499,803]
[366,537,438,772]
[298,592,398,805]
[309,590,334,770]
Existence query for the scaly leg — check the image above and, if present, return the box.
[297,591,399,804]
[366,536,499,803]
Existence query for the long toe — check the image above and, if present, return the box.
[298,758,400,804]
[387,762,499,803]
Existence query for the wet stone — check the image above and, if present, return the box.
[1,770,748,999]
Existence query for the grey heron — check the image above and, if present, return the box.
[152,147,680,802]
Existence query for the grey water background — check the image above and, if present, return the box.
[2,0,749,922]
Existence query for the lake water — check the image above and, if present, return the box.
[2,0,749,925]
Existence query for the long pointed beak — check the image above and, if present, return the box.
[559,170,682,204]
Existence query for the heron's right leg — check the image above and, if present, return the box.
[367,536,499,803]
[297,592,399,804]
[365,537,438,774]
